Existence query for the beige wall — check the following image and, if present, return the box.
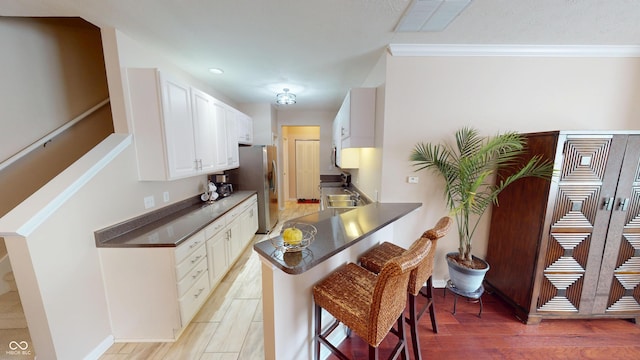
[0,22,207,358]
[374,54,640,283]
[0,17,114,217]
[0,17,110,161]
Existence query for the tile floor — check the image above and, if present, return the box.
[100,200,320,360]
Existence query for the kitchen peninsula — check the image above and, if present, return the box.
[254,202,421,360]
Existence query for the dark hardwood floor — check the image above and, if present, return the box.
[329,288,640,359]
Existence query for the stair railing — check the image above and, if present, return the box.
[0,98,110,172]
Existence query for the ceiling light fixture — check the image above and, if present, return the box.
[276,88,296,105]
[208,68,224,75]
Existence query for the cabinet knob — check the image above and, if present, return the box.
[192,270,203,279]
[194,287,205,298]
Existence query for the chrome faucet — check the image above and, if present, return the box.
[343,188,360,201]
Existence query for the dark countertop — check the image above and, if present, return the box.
[95,191,257,248]
[253,202,421,274]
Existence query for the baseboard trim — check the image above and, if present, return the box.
[84,335,114,360]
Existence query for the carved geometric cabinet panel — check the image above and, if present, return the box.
[486,131,640,324]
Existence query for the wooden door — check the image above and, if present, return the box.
[295,140,320,200]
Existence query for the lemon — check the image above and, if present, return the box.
[283,227,303,245]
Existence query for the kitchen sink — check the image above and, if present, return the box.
[327,199,358,207]
[326,194,354,201]
[325,193,366,208]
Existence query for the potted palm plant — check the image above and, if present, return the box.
[410,127,553,293]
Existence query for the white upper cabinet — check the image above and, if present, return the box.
[225,106,239,168]
[191,88,217,174]
[332,87,375,168]
[336,88,376,149]
[236,111,253,145]
[212,100,229,170]
[126,68,246,180]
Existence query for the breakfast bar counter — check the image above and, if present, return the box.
[254,202,421,274]
[254,202,421,360]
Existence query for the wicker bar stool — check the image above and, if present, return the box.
[313,235,432,360]
[358,216,452,360]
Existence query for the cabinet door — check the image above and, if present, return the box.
[537,134,627,314]
[227,217,243,262]
[339,91,351,140]
[239,203,258,248]
[333,113,342,167]
[237,112,253,145]
[212,101,229,170]
[226,108,239,168]
[161,74,198,179]
[250,201,259,238]
[207,230,229,287]
[594,135,640,314]
[191,88,217,173]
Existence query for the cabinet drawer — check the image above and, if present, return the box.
[175,230,206,264]
[179,271,210,326]
[177,257,208,297]
[205,217,226,239]
[226,206,243,222]
[176,244,206,281]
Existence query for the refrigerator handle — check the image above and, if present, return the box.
[270,160,278,194]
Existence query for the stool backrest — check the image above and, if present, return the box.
[408,216,453,296]
[368,236,432,345]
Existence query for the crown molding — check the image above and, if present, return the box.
[388,44,640,57]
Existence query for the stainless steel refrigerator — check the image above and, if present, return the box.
[229,145,279,233]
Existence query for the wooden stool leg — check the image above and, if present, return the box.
[408,295,422,360]
[314,303,321,360]
[369,345,379,360]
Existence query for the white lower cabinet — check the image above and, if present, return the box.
[100,194,259,341]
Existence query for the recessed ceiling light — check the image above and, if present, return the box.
[208,68,224,75]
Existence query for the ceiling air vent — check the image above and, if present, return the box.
[396,0,472,32]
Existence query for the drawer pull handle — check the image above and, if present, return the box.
[194,288,205,298]
[192,270,203,279]
[189,241,201,249]
[191,255,202,264]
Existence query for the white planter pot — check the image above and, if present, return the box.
[446,252,490,293]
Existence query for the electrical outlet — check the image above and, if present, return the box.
[163,191,170,203]
[408,176,419,184]
[144,195,155,209]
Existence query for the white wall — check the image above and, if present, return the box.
[376,53,640,284]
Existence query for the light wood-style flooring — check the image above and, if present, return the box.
[99,200,320,360]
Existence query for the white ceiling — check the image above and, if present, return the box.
[2,0,640,111]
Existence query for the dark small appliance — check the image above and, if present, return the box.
[214,183,233,198]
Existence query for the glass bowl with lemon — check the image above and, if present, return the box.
[271,222,317,253]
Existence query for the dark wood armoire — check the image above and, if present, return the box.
[485,131,640,324]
